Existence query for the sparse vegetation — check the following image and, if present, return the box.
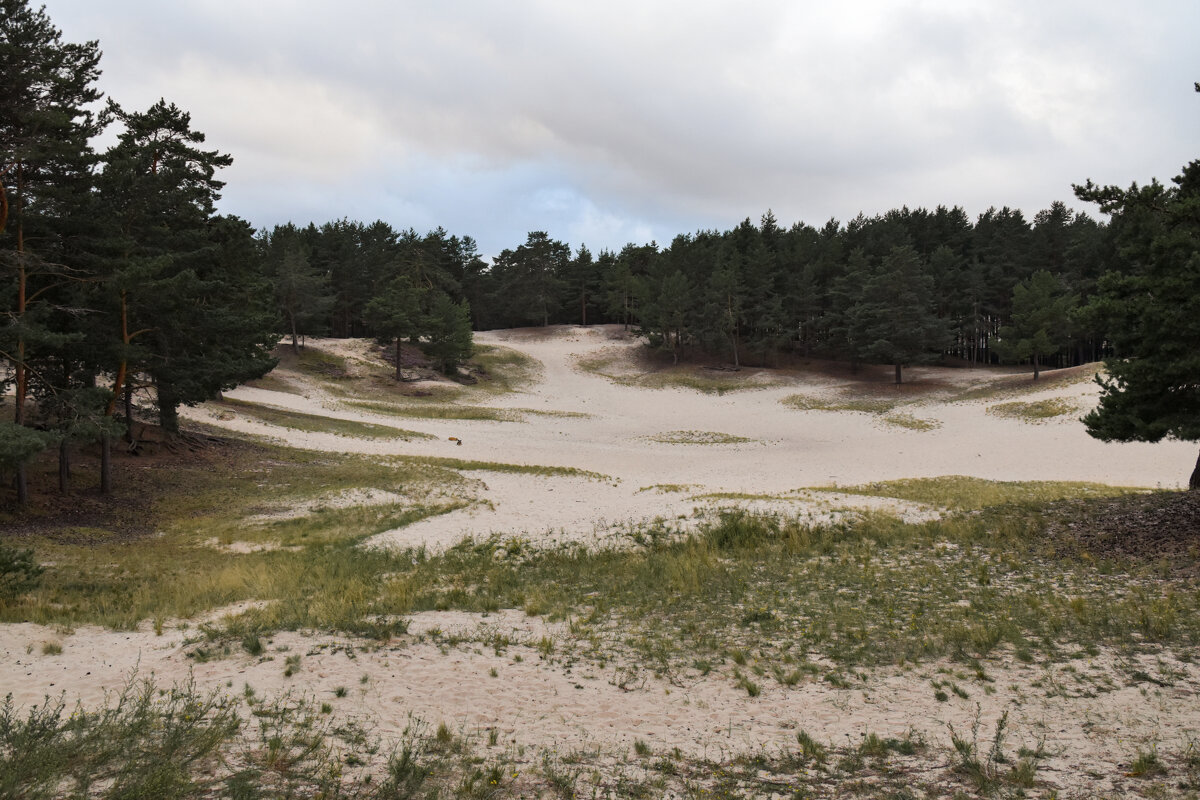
[646,430,754,445]
[2,306,1191,799]
[880,411,941,431]
[469,344,542,394]
[782,393,900,414]
[987,397,1081,422]
[345,399,521,422]
[216,397,435,440]
[817,475,1143,511]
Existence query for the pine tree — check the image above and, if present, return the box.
[489,232,569,327]
[704,253,745,367]
[364,276,425,381]
[1075,144,1200,489]
[995,270,1078,379]
[423,293,473,374]
[266,228,332,352]
[564,244,601,326]
[0,0,103,502]
[846,245,947,384]
[98,100,275,433]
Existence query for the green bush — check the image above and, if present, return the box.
[0,545,43,601]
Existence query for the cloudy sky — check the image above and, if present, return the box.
[44,1,1200,257]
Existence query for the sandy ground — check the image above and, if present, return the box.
[5,326,1198,796]
[4,611,1199,797]
[198,326,1192,553]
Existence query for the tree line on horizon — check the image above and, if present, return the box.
[4,0,1198,504]
[279,201,1097,386]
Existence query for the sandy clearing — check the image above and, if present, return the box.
[188,326,1193,552]
[14,326,1198,797]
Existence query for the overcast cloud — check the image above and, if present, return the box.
[43,0,1200,257]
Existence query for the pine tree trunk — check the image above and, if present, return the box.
[123,382,134,444]
[58,438,70,494]
[1189,447,1200,490]
[395,339,403,381]
[1033,354,1040,380]
[158,386,180,434]
[15,463,28,505]
[13,178,28,432]
[895,363,903,385]
[100,433,112,494]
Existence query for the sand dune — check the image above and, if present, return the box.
[6,326,1197,797]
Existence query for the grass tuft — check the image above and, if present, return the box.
[987,398,1080,422]
[646,430,753,445]
[216,397,435,440]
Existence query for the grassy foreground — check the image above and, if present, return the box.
[3,435,1198,797]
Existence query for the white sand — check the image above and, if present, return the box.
[4,614,1198,798]
[6,326,1197,796]
[199,325,1192,552]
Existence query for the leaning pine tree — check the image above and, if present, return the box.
[1074,95,1200,489]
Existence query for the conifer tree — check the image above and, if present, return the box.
[364,276,425,380]
[423,293,473,374]
[995,270,1078,379]
[266,229,332,352]
[1,0,103,502]
[492,232,569,327]
[98,100,275,433]
[1075,139,1200,489]
[846,245,947,384]
[564,244,601,326]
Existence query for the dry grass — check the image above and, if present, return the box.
[987,398,1081,422]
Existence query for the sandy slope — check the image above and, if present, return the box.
[198,325,1191,552]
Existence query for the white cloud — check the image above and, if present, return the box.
[43,0,1200,254]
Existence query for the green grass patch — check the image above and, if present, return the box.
[469,344,541,394]
[242,372,301,394]
[576,350,774,395]
[345,399,521,422]
[987,398,1081,422]
[0,444,476,632]
[379,503,1200,672]
[396,455,610,481]
[690,491,796,502]
[638,370,773,395]
[880,412,941,431]
[782,393,900,414]
[217,398,435,440]
[816,476,1143,511]
[637,484,697,494]
[293,346,352,379]
[574,350,626,379]
[951,364,1099,403]
[646,430,754,445]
